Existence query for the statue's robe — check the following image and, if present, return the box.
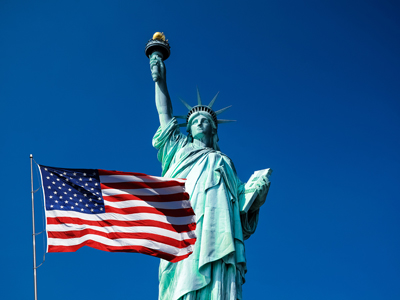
[153,118,260,300]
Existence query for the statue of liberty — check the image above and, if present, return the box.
[146,33,271,300]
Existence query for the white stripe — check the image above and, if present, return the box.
[46,210,196,225]
[101,185,185,196]
[100,175,185,184]
[47,223,196,241]
[104,199,192,210]
[48,234,193,256]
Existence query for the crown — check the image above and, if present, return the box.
[175,88,236,129]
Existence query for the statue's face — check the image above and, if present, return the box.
[190,114,214,140]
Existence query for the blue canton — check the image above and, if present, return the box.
[40,166,105,214]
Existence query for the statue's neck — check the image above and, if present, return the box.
[192,137,213,149]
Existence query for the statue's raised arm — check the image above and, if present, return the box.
[146,33,172,130]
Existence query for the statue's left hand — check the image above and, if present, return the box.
[249,176,270,213]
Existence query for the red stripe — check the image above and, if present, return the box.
[47,241,191,262]
[47,216,196,233]
[100,181,184,190]
[102,192,190,202]
[104,205,195,217]
[48,229,196,248]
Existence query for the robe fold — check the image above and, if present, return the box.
[153,118,260,300]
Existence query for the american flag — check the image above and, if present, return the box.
[39,165,196,262]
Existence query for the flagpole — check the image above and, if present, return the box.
[30,154,38,300]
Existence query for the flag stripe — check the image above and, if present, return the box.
[47,216,196,233]
[47,234,193,256]
[101,181,185,190]
[104,199,192,210]
[48,229,196,249]
[102,192,189,202]
[46,210,196,225]
[46,223,196,240]
[104,205,195,217]
[101,185,186,196]
[99,173,185,184]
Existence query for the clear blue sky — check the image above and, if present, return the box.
[1,1,399,299]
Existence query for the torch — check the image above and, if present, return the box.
[145,32,170,82]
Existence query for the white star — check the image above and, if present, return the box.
[81,208,84,211]
[96,192,100,195]
[62,183,66,186]
[75,203,78,205]
[69,197,73,200]
[50,173,53,176]
[79,178,82,181]
[90,188,94,191]
[64,192,67,194]
[73,194,77,197]
[91,209,94,212]
[85,183,88,186]
[83,173,86,176]
[94,183,98,186]
[52,181,55,185]
[94,203,98,206]
[89,178,92,181]
[68,188,72,192]
[73,172,77,176]
[66,178,69,182]
[71,206,74,209]
[44,168,48,171]
[53,191,57,194]
[46,176,50,179]
[50,205,54,208]
[59,196,63,199]
[47,186,51,189]
[98,197,101,200]
[65,200,68,203]
[79,199,82,202]
[100,207,103,211]
[55,200,58,203]
[93,172,96,175]
[84,194,87,197]
[85,204,89,207]
[58,186,62,190]
[60,174,63,177]
[89,198,92,202]
[60,205,64,208]
[56,178,60,181]
[63,172,66,175]
[49,196,53,199]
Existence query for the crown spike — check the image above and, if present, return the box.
[215,105,232,115]
[179,98,192,110]
[197,87,202,106]
[217,119,236,124]
[208,92,219,108]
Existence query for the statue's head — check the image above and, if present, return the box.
[187,111,219,150]
[178,89,236,151]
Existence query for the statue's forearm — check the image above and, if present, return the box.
[155,81,173,130]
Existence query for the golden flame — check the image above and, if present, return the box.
[152,32,166,41]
